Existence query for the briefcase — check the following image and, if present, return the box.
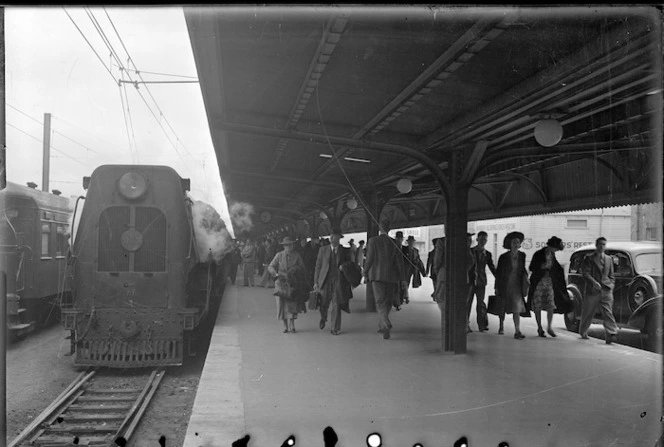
[487,295,502,316]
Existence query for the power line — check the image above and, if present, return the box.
[62,8,117,84]
[116,66,198,79]
[118,83,137,164]
[8,104,100,155]
[103,8,197,162]
[7,122,86,166]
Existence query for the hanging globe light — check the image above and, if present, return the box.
[396,178,413,194]
[346,198,358,210]
[534,119,563,147]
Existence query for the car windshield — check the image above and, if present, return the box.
[634,252,662,275]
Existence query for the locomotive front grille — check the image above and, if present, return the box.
[76,338,183,367]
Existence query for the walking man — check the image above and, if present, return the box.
[364,221,405,339]
[467,231,496,332]
[314,229,352,335]
[579,237,619,344]
[403,235,423,304]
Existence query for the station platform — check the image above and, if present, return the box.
[183,279,662,447]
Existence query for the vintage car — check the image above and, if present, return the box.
[564,241,662,344]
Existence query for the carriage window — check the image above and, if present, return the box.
[56,224,68,257]
[568,252,584,273]
[41,222,51,257]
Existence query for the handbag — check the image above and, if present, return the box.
[273,275,291,299]
[487,295,502,315]
[519,297,531,318]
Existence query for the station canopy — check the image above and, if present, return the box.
[184,6,662,238]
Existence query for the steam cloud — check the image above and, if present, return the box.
[229,202,255,234]
[190,199,234,263]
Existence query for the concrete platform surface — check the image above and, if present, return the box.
[184,280,662,447]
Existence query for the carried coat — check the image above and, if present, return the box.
[527,248,572,314]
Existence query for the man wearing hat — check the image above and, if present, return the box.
[467,231,496,333]
[393,231,407,309]
[364,221,405,339]
[403,235,424,304]
[314,229,353,335]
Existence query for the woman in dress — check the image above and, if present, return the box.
[495,231,529,339]
[527,236,570,338]
[268,236,307,333]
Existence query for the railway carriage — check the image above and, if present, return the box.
[62,165,226,367]
[0,182,72,338]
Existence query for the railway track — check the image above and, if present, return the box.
[9,368,165,447]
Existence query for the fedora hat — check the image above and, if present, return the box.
[503,231,525,249]
[395,231,404,238]
[330,228,344,238]
[407,235,416,242]
[280,236,297,245]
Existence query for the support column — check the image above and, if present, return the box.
[444,150,470,354]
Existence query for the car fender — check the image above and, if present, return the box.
[566,284,584,318]
[627,295,662,332]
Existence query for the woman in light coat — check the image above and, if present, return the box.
[268,236,306,333]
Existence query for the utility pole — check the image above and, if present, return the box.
[42,113,51,192]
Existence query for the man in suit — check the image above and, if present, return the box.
[364,221,405,339]
[579,237,619,344]
[314,229,352,335]
[402,235,423,304]
[467,231,497,333]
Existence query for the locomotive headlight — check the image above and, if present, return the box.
[117,171,148,200]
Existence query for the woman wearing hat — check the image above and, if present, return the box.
[267,236,307,333]
[495,231,529,339]
[527,236,571,338]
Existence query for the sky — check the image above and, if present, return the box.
[5,7,232,230]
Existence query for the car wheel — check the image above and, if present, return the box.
[564,288,581,333]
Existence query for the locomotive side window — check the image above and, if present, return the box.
[41,222,51,258]
[98,206,130,272]
[134,207,167,272]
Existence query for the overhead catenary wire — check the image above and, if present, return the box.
[103,7,198,163]
[313,87,420,271]
[63,7,117,85]
[111,64,198,79]
[7,122,86,166]
[7,104,100,155]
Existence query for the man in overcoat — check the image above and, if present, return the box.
[364,221,405,339]
[579,237,619,344]
[314,229,353,335]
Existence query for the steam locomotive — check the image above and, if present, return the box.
[62,165,228,367]
[0,182,73,339]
